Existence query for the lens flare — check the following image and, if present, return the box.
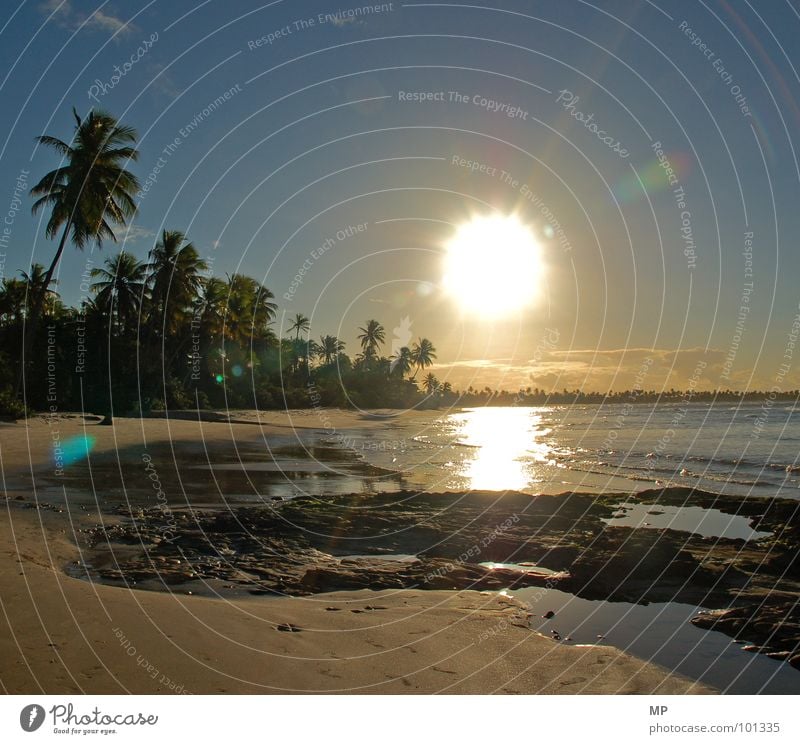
[614,152,691,203]
[55,434,96,469]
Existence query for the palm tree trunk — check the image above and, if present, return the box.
[16,220,72,396]
[41,220,72,297]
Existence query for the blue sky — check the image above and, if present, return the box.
[2,0,800,391]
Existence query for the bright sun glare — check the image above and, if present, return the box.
[442,214,542,316]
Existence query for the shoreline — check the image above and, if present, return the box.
[1,412,791,693]
[0,499,708,694]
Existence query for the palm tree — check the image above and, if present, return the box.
[18,265,59,318]
[357,319,385,359]
[88,252,145,426]
[224,274,277,348]
[29,108,139,307]
[318,334,345,365]
[21,108,139,393]
[280,337,311,377]
[252,285,278,338]
[305,338,321,367]
[288,312,310,340]
[147,230,207,335]
[90,251,148,330]
[423,373,440,395]
[0,277,28,324]
[390,346,413,377]
[196,277,227,342]
[410,338,436,379]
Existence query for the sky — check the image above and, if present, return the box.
[2,0,800,392]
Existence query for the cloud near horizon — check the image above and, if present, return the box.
[430,346,760,392]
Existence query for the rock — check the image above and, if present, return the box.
[766,651,792,661]
[543,610,555,619]
[276,623,301,632]
[72,485,800,648]
[569,529,713,602]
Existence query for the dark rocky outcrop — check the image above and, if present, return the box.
[691,599,800,660]
[73,486,800,670]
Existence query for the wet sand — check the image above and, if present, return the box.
[0,413,711,694]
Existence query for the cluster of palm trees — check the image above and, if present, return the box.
[281,313,437,381]
[0,106,445,417]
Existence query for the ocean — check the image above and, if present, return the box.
[340,402,800,500]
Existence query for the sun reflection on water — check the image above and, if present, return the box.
[451,407,551,491]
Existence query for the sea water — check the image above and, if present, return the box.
[340,402,800,499]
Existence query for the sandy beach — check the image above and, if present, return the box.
[0,412,712,694]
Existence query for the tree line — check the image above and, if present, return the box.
[1,108,796,419]
[0,108,446,419]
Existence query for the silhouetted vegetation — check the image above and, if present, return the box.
[0,249,445,415]
[1,107,797,419]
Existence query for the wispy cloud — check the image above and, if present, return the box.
[113,224,154,245]
[40,0,135,37]
[330,16,358,28]
[145,62,181,100]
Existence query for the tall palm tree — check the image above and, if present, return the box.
[288,312,310,340]
[30,108,139,304]
[147,229,207,335]
[410,338,436,379]
[357,319,385,359]
[318,334,345,365]
[21,108,139,392]
[90,251,148,330]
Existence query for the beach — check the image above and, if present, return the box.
[0,411,717,694]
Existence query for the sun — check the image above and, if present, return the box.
[442,213,543,316]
